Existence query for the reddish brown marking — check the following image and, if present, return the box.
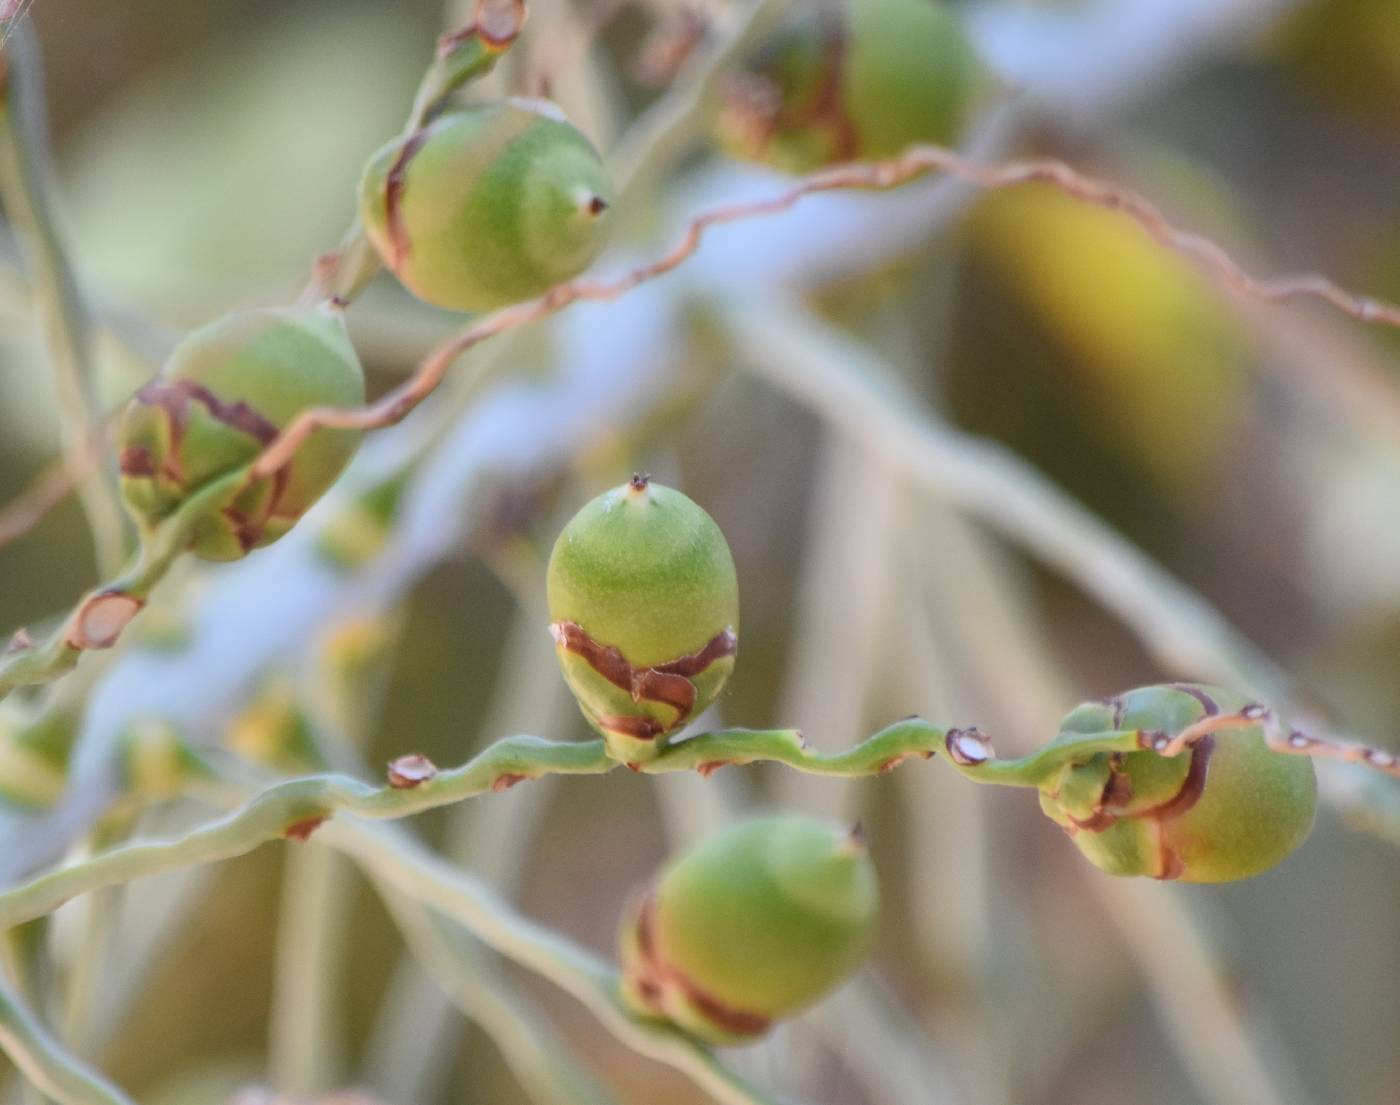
[118,446,157,477]
[130,377,291,548]
[631,893,772,1038]
[136,378,279,448]
[1138,737,1215,822]
[595,713,668,742]
[285,816,327,841]
[551,622,737,741]
[384,129,430,270]
[1072,740,1214,837]
[1102,758,1134,808]
[1068,809,1119,833]
[696,761,727,778]
[1154,821,1186,881]
[491,773,528,792]
[387,753,438,788]
[878,755,906,774]
[1168,684,1220,716]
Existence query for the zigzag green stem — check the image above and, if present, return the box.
[0,720,1171,930]
[329,819,784,1105]
[0,975,133,1105]
[0,466,252,700]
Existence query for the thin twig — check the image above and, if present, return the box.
[0,452,79,550]
[250,142,1400,482]
[0,27,126,576]
[0,975,134,1105]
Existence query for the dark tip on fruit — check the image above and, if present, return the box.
[629,472,651,492]
[588,195,610,216]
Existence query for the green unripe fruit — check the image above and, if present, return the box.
[1038,684,1317,883]
[619,815,879,1044]
[716,0,989,174]
[359,101,614,313]
[546,475,739,766]
[118,304,365,561]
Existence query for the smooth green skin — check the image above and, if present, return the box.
[620,816,878,1044]
[1039,684,1317,883]
[719,0,987,173]
[547,480,739,762]
[845,0,986,158]
[119,305,365,561]
[359,102,614,313]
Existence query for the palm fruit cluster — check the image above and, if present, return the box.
[618,815,879,1044]
[546,475,739,766]
[359,100,614,313]
[1038,683,1317,883]
[117,304,365,561]
[715,0,990,174]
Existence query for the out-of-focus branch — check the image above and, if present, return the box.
[0,28,126,576]
[0,975,133,1105]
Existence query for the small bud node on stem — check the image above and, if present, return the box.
[387,754,438,788]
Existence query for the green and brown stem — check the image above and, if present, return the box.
[0,717,1180,930]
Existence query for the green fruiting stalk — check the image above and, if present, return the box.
[547,476,740,766]
[618,815,878,1044]
[359,100,614,313]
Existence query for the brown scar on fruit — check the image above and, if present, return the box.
[1069,737,1218,880]
[387,753,438,789]
[383,129,430,270]
[628,892,772,1039]
[285,816,328,842]
[550,621,738,741]
[125,379,292,548]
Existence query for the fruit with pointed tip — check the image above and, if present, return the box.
[359,100,614,312]
[546,475,739,765]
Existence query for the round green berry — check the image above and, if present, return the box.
[716,0,990,174]
[118,304,365,561]
[359,101,614,313]
[619,815,879,1044]
[546,475,739,765]
[1038,684,1317,883]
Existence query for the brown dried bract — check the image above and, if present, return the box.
[550,621,737,741]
